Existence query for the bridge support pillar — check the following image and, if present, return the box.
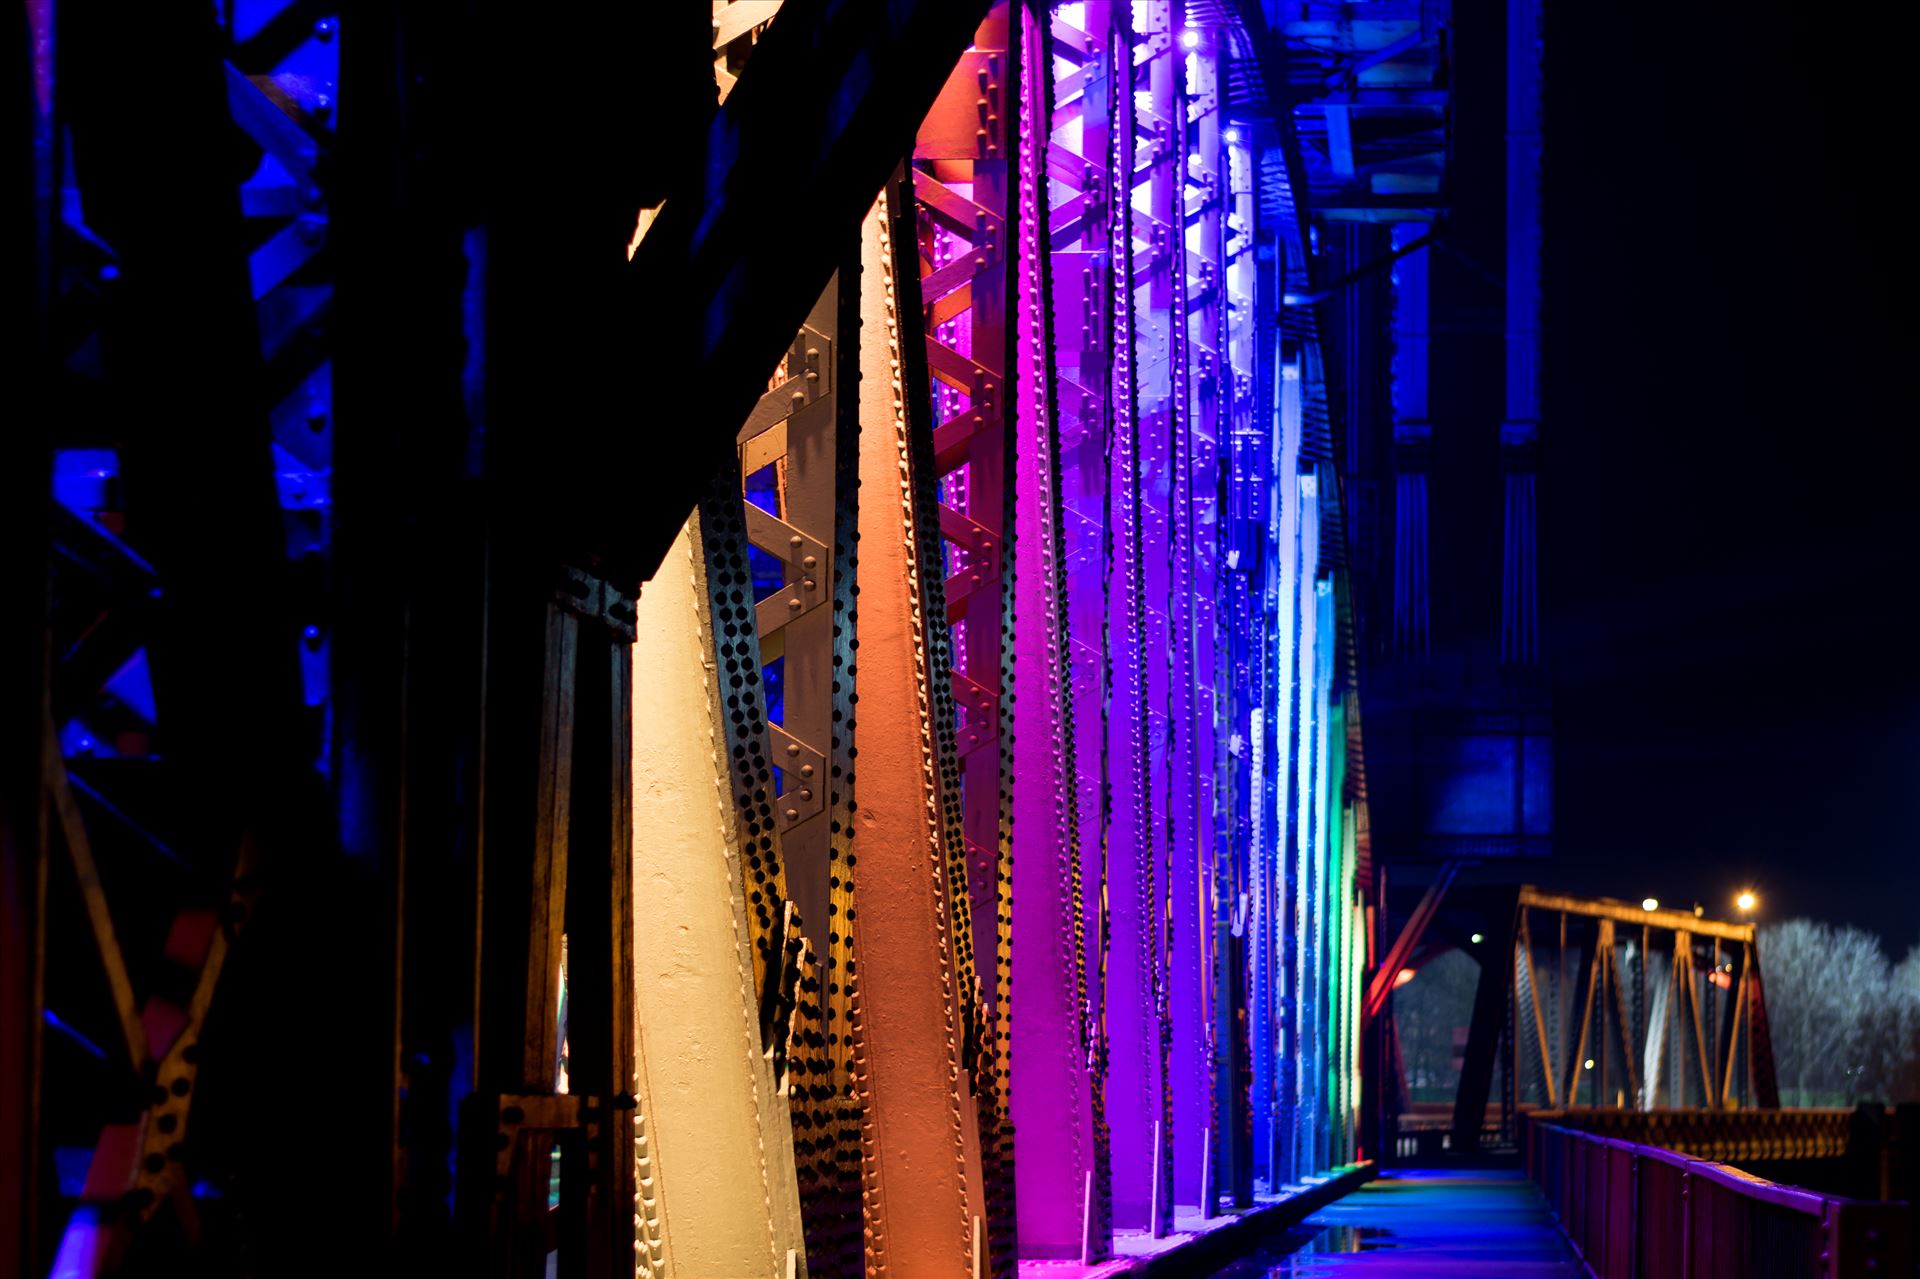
[1453,889,1521,1152]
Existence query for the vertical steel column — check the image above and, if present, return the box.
[1039,2,1127,1257]
[627,483,809,1278]
[1223,118,1266,1200]
[1287,453,1321,1184]
[1099,0,1166,1237]
[1009,0,1099,1262]
[1389,224,1432,659]
[1310,566,1336,1172]
[1500,0,1542,668]
[1271,354,1305,1185]
[2,3,51,1270]
[900,6,1020,1268]
[1144,1,1208,1221]
[853,170,988,1279]
[1182,15,1233,1216]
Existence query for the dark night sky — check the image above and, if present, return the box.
[1541,7,1919,953]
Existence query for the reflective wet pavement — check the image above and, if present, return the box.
[1205,1170,1583,1277]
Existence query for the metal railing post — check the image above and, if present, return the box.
[1678,1167,1690,1279]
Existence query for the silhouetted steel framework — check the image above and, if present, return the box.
[1428,889,1783,1163]
[9,2,1402,1277]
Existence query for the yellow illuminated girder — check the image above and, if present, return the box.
[629,514,808,1279]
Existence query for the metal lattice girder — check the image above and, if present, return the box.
[61,0,308,839]
[705,24,869,1269]
[1024,1,1131,1257]
[585,0,993,585]
[901,5,1020,1272]
[1474,892,1777,1129]
[734,262,868,1277]
[50,7,356,1272]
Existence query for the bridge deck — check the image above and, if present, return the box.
[1211,1169,1583,1276]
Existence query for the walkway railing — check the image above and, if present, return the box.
[1528,1108,1854,1163]
[1526,1120,1913,1278]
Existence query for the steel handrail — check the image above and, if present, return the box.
[1525,1118,1913,1279]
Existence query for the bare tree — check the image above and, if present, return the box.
[1761,920,1920,1106]
[1392,948,1480,1102]
[1895,945,1920,996]
[1887,945,1920,1102]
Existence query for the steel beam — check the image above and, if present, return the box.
[1519,887,1756,944]
[574,0,995,585]
[901,10,1020,1267]
[627,494,808,1278]
[848,167,987,1279]
[2,7,51,1271]
[1453,890,1521,1150]
[1363,860,1458,1022]
[1102,0,1169,1234]
[1010,1,1099,1260]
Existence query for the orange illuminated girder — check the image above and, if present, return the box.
[849,6,1020,1275]
[852,175,990,1279]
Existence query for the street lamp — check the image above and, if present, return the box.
[1641,897,1659,912]
[1736,890,1757,913]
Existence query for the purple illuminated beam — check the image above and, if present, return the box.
[1009,2,1095,1260]
[1102,0,1169,1239]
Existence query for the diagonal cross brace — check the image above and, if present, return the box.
[1362,859,1459,1023]
[605,0,996,584]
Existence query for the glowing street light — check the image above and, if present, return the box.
[1736,890,1757,913]
[1583,1059,1595,1071]
[1180,28,1201,49]
[1222,126,1241,144]
[1641,897,1659,912]
[1470,933,1484,944]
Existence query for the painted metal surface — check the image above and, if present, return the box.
[851,175,989,1279]
[22,2,1394,1274]
[903,8,1022,1269]
[629,507,807,1279]
[1010,0,1099,1262]
[1529,1123,1913,1279]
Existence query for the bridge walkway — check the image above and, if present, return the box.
[1207,1169,1583,1277]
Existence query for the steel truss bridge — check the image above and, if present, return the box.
[4,2,1911,1278]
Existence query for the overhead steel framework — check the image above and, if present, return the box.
[1384,888,1784,1166]
[0,1,1484,1276]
